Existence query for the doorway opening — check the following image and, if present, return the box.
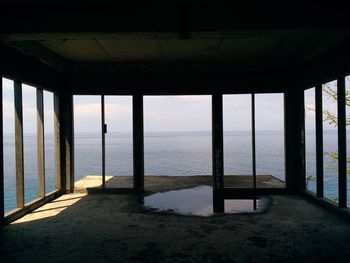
[73,95,133,189]
[143,95,212,189]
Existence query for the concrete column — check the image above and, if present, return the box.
[212,92,224,212]
[285,87,305,193]
[54,94,62,191]
[133,94,144,192]
[315,85,324,197]
[101,95,106,188]
[14,81,24,208]
[54,93,74,193]
[337,77,347,208]
[0,77,4,225]
[37,89,45,198]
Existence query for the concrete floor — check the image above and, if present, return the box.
[1,176,350,263]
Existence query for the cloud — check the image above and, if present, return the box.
[223,95,251,109]
[22,84,36,93]
[145,95,211,105]
[74,103,132,119]
[105,103,132,116]
[2,102,14,117]
[74,103,101,117]
[2,85,13,93]
[2,78,13,89]
[172,95,211,102]
[346,76,350,87]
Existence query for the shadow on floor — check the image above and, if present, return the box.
[1,176,349,263]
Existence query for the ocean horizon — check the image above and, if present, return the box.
[3,130,349,212]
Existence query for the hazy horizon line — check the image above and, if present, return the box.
[2,129,293,135]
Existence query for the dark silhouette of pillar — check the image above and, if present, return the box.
[212,92,224,213]
[133,94,144,192]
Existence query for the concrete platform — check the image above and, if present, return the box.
[1,176,350,263]
[75,174,285,192]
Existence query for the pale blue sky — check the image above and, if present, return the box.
[73,93,285,132]
[3,76,348,133]
[304,79,344,131]
[2,78,55,134]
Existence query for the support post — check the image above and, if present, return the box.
[55,94,74,193]
[101,95,106,188]
[133,94,144,192]
[299,91,306,190]
[66,95,74,192]
[14,81,24,208]
[212,92,224,213]
[252,94,257,189]
[62,95,74,193]
[315,84,324,198]
[337,77,347,208]
[36,89,45,198]
[0,78,4,225]
[285,88,305,192]
[54,94,61,191]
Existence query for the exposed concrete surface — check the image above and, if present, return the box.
[75,175,285,192]
[1,176,349,263]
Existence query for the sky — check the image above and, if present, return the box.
[73,93,285,132]
[2,76,349,133]
[2,78,54,134]
[304,79,343,131]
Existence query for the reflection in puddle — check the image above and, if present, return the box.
[143,185,271,216]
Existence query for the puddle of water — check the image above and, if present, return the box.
[143,185,271,216]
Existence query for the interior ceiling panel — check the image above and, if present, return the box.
[41,39,112,61]
[2,29,350,71]
[98,39,162,61]
[159,39,220,60]
[217,37,282,60]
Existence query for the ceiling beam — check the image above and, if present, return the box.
[2,41,68,72]
[1,43,66,92]
[70,63,298,95]
[298,37,350,87]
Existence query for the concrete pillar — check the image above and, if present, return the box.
[337,77,347,208]
[315,85,324,197]
[14,81,24,208]
[133,94,144,192]
[212,92,224,212]
[285,87,305,193]
[0,77,4,225]
[36,89,45,198]
[54,93,74,193]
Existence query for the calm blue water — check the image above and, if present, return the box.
[3,133,56,213]
[3,131,349,213]
[74,131,286,179]
[305,130,350,203]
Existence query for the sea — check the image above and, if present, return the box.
[3,130,350,213]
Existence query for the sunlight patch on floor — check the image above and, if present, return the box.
[74,175,113,189]
[11,193,87,224]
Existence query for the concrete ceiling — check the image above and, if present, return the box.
[3,30,350,71]
[2,1,350,75]
[2,2,350,92]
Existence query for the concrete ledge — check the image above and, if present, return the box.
[4,190,61,225]
[300,189,350,220]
